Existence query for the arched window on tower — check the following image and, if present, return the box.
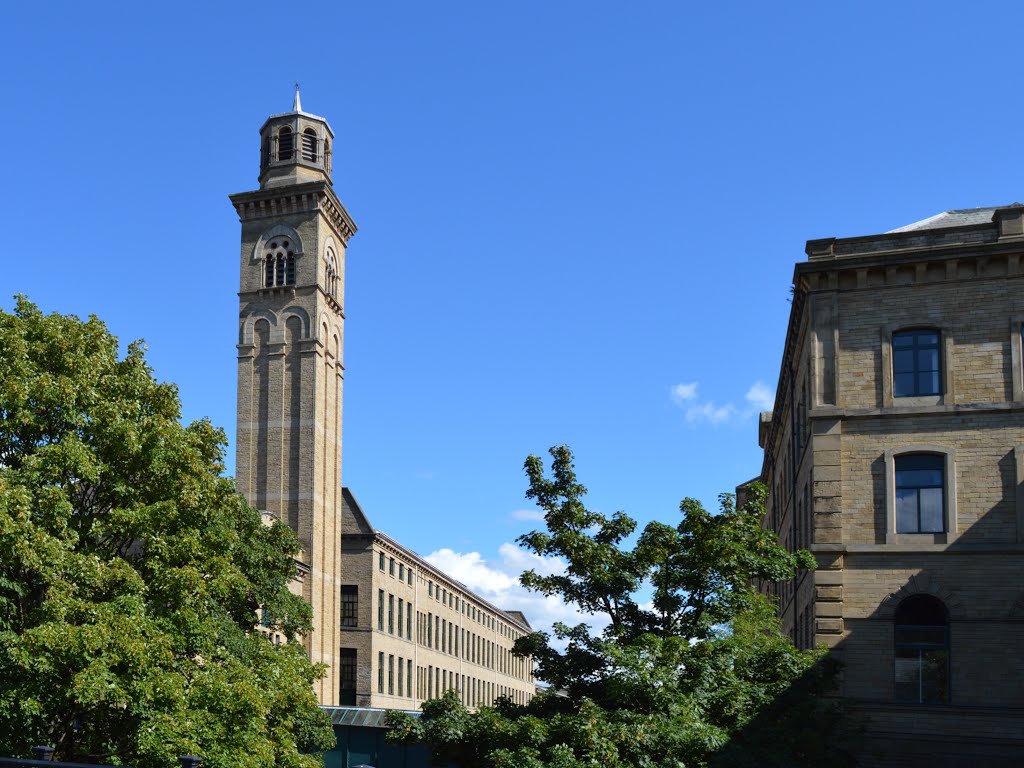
[302,128,318,162]
[325,249,339,300]
[262,237,297,288]
[324,137,331,175]
[278,126,294,161]
[894,594,949,704]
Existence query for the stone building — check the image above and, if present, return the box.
[755,205,1024,765]
[338,488,536,710]
[229,94,535,717]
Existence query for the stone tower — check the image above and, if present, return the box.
[230,88,356,705]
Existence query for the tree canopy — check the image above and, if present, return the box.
[388,445,855,768]
[0,298,334,768]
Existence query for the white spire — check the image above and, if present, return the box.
[292,82,302,112]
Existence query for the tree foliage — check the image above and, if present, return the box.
[388,445,855,767]
[0,298,334,768]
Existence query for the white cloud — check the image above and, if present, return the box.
[670,379,774,426]
[670,381,699,404]
[685,401,737,425]
[423,545,606,645]
[745,381,775,412]
[510,508,545,522]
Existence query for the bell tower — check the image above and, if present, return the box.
[230,88,356,706]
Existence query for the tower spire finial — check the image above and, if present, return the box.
[293,82,302,113]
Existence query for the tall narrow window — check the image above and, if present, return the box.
[398,656,404,697]
[302,128,317,162]
[893,329,941,397]
[278,126,293,161]
[397,598,404,639]
[339,648,357,705]
[341,585,358,628]
[895,454,945,533]
[378,651,384,693]
[894,595,949,704]
[388,654,395,695]
[378,589,384,631]
[389,557,395,576]
[388,593,395,634]
[408,659,413,697]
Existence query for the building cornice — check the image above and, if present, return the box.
[229,181,358,244]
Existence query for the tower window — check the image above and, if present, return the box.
[325,249,339,300]
[263,238,296,288]
[278,126,293,161]
[302,128,318,162]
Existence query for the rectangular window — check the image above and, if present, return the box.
[378,651,384,693]
[435,615,440,649]
[896,454,945,533]
[442,619,447,653]
[379,552,385,571]
[407,607,412,639]
[398,656,404,696]
[428,665,434,699]
[388,593,395,634]
[388,654,395,695]
[378,589,384,631]
[893,329,942,397]
[428,613,433,646]
[389,557,395,576]
[397,598,404,638]
[339,648,357,706]
[428,581,434,597]
[407,659,413,697]
[399,563,405,581]
[407,568,413,586]
[341,585,358,628]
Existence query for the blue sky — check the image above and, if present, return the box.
[6,2,1024,632]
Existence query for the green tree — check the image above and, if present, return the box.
[0,298,334,768]
[388,446,854,767]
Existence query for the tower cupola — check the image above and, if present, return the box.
[258,85,334,189]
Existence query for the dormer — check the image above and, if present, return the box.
[258,86,334,189]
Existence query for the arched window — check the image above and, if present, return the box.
[324,137,332,175]
[325,248,339,299]
[894,595,949,704]
[302,128,317,162]
[278,127,294,161]
[263,237,296,288]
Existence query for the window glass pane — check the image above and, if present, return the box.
[918,371,939,395]
[897,468,942,487]
[896,627,947,646]
[896,489,919,532]
[894,373,916,397]
[921,649,949,703]
[893,333,914,348]
[918,348,939,372]
[894,652,920,701]
[919,487,944,532]
[893,349,915,373]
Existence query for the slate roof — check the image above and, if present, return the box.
[888,204,1020,233]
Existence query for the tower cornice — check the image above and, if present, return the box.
[229,181,357,243]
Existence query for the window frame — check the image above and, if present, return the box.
[893,595,950,705]
[340,585,358,628]
[881,324,953,407]
[884,446,957,544]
